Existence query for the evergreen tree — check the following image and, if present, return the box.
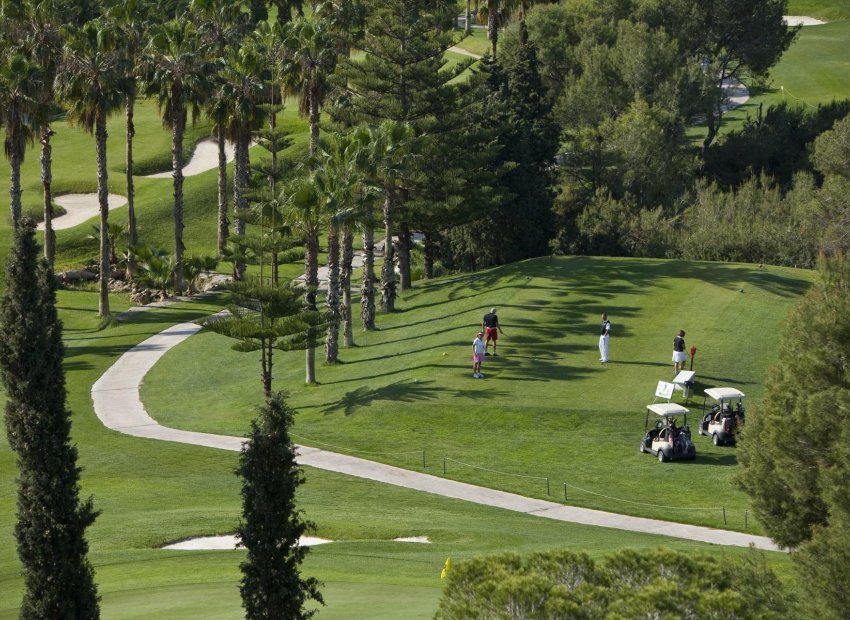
[446,23,556,269]
[736,253,850,620]
[0,218,100,619]
[329,0,471,304]
[237,392,323,619]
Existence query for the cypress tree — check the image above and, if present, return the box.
[736,253,850,619]
[237,392,323,619]
[0,218,99,619]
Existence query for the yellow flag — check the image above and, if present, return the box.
[440,557,451,580]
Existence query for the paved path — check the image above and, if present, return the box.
[91,319,780,552]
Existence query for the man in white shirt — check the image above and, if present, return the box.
[599,314,611,363]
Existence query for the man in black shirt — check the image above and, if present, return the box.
[482,308,504,355]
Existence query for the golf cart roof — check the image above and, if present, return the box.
[646,403,690,417]
[704,387,745,402]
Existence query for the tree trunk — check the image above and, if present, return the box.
[325,227,340,363]
[361,225,376,329]
[172,107,186,295]
[380,191,396,312]
[9,145,22,229]
[95,114,111,317]
[304,230,319,384]
[488,0,498,60]
[217,126,229,255]
[262,340,272,401]
[41,127,55,265]
[424,230,435,279]
[398,221,412,291]
[465,0,471,34]
[341,227,354,347]
[233,133,250,280]
[126,98,137,278]
[309,90,320,158]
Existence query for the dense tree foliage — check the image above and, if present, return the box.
[436,547,790,619]
[0,219,100,619]
[237,392,323,619]
[736,254,850,620]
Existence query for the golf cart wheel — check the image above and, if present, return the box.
[657,450,666,463]
[688,447,696,460]
[639,442,646,453]
[712,433,720,446]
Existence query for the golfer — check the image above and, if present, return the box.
[673,329,687,374]
[599,313,611,363]
[472,331,486,378]
[482,308,504,355]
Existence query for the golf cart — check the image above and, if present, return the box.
[639,403,696,462]
[698,387,745,446]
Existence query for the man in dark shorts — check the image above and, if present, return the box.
[482,308,504,355]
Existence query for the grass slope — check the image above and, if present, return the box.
[0,289,796,619]
[788,0,850,21]
[143,256,812,532]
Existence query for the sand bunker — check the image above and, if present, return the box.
[784,16,827,26]
[162,535,333,551]
[37,193,127,232]
[162,534,431,550]
[145,139,235,179]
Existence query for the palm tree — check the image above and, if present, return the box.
[56,19,130,317]
[191,0,250,255]
[107,0,152,279]
[369,121,418,313]
[217,41,268,280]
[318,128,373,354]
[0,54,41,229]
[280,17,340,157]
[142,20,212,293]
[15,0,67,264]
[282,172,323,384]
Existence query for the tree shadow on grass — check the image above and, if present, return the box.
[692,452,738,466]
[320,379,509,416]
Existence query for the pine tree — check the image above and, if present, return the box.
[237,392,323,619]
[0,218,100,619]
[736,253,850,619]
[329,0,472,305]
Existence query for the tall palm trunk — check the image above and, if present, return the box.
[95,114,111,317]
[233,134,250,280]
[380,190,396,312]
[126,99,137,278]
[304,231,319,384]
[216,125,228,255]
[171,105,186,294]
[398,221,412,290]
[465,0,471,34]
[341,227,354,347]
[41,127,55,264]
[309,90,320,157]
[361,225,376,329]
[9,144,23,228]
[488,0,498,60]
[325,227,340,363]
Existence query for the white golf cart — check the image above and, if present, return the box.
[697,387,745,446]
[639,403,696,462]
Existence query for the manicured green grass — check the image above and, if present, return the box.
[143,256,813,533]
[453,27,490,57]
[690,19,850,140]
[788,0,850,21]
[0,288,797,618]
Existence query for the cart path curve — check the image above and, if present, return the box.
[90,320,781,552]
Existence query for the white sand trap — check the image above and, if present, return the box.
[393,536,431,544]
[37,193,127,232]
[784,16,827,26]
[145,138,235,179]
[162,535,333,551]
